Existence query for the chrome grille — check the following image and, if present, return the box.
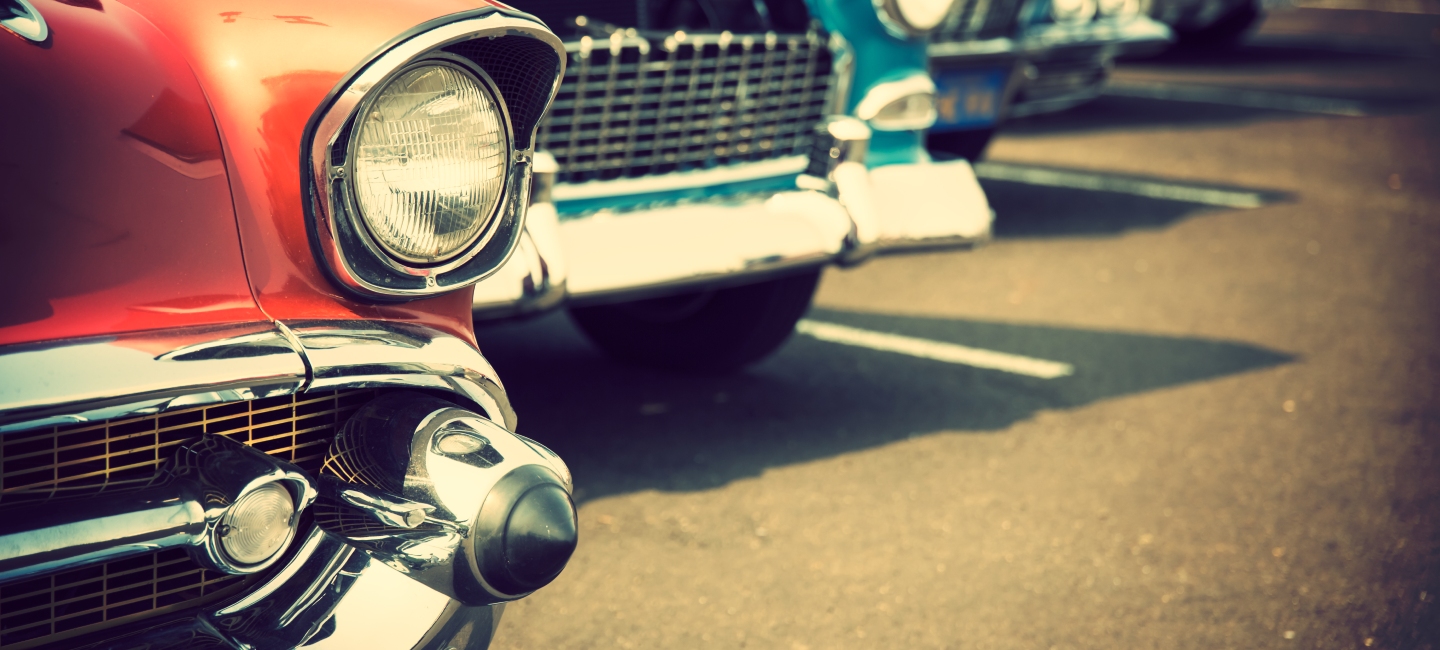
[537,31,836,185]
[930,0,1027,43]
[0,389,376,649]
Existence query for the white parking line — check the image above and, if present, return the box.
[973,161,1270,209]
[795,320,1075,379]
[1103,82,1372,117]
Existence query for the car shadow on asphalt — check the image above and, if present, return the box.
[475,309,1292,505]
[980,179,1232,238]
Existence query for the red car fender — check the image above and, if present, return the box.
[119,0,506,347]
[0,0,264,346]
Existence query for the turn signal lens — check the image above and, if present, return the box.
[219,482,296,566]
[353,63,508,264]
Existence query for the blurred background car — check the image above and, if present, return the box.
[1007,0,1172,118]
[475,0,1006,372]
[927,0,1172,160]
[922,0,1029,160]
[1149,0,1285,49]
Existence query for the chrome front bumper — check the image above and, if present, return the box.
[0,321,542,650]
[48,527,505,650]
[472,126,993,318]
[1008,18,1173,117]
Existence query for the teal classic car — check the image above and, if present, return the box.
[472,0,1001,371]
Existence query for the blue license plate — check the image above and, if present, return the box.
[931,67,1008,132]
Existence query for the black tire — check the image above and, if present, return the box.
[927,127,996,162]
[567,270,822,373]
[1173,1,1261,51]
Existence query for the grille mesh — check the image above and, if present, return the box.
[0,389,376,649]
[930,0,1027,43]
[536,31,834,185]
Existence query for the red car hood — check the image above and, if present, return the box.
[0,0,497,348]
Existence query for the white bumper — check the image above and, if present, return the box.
[472,159,992,319]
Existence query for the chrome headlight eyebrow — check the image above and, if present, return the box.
[305,8,565,301]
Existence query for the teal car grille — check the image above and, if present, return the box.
[537,31,836,185]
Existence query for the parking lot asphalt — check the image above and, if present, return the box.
[478,10,1439,649]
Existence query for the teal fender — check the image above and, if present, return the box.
[807,0,931,167]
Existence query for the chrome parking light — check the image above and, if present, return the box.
[0,435,316,582]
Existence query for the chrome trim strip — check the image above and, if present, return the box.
[549,156,809,203]
[926,36,1017,59]
[0,320,514,433]
[0,322,306,434]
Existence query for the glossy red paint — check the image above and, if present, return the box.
[118,0,499,346]
[0,0,264,346]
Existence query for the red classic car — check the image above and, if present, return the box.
[1,1,576,648]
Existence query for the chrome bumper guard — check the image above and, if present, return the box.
[472,118,993,318]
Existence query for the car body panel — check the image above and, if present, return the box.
[115,0,507,346]
[0,0,263,346]
[808,0,930,167]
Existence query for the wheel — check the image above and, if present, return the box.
[1173,1,1261,50]
[567,270,822,373]
[927,127,996,162]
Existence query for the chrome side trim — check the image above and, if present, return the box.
[0,323,306,434]
[0,320,514,434]
[549,156,809,203]
[927,36,1017,59]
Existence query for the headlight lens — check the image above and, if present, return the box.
[219,482,296,566]
[877,0,956,35]
[892,0,954,31]
[1097,0,1140,17]
[1051,0,1097,22]
[352,63,508,265]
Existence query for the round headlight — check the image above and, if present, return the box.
[1051,0,1097,22]
[218,482,296,566]
[1097,0,1140,17]
[352,62,508,265]
[877,0,956,35]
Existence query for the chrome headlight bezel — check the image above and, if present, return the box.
[341,55,514,274]
[304,8,566,301]
[874,0,959,37]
